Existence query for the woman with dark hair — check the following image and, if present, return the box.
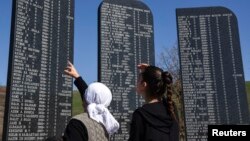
[128,64,179,141]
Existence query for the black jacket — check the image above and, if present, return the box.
[129,101,179,141]
[62,77,89,141]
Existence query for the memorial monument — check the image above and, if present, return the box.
[3,0,74,140]
[176,7,250,140]
[98,0,155,140]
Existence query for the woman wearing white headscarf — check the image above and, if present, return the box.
[62,61,119,141]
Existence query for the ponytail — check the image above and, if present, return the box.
[140,66,177,121]
[162,72,177,121]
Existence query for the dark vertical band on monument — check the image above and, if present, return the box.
[98,0,155,140]
[176,6,250,140]
[3,0,74,140]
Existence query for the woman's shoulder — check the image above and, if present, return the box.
[131,107,144,119]
[133,107,142,114]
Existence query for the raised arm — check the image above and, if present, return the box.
[64,61,88,100]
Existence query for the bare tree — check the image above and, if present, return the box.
[158,42,180,81]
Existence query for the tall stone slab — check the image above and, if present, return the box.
[3,0,74,140]
[176,7,249,140]
[98,0,155,140]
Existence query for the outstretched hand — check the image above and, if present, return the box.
[64,61,80,79]
[137,63,150,72]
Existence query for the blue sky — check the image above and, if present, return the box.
[0,0,249,85]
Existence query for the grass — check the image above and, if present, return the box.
[72,91,84,116]
[246,81,250,94]
[246,81,250,113]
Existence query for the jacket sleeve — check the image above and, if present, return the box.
[63,119,88,141]
[74,76,88,100]
[128,110,145,141]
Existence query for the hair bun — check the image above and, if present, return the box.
[162,71,173,84]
